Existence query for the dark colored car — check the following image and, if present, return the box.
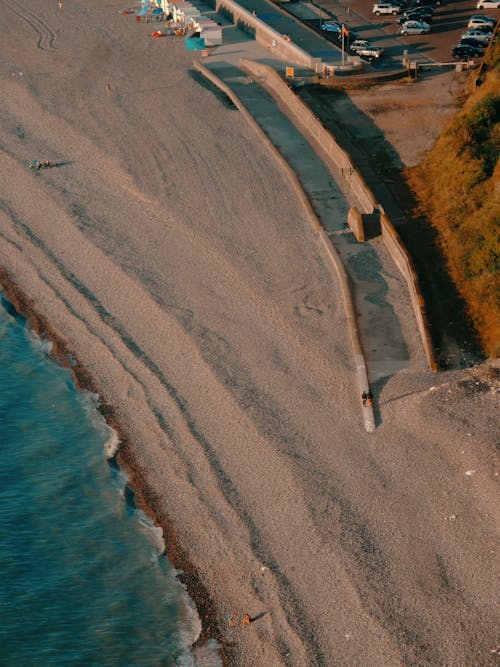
[470,23,495,33]
[459,37,487,48]
[398,9,434,23]
[413,0,441,6]
[452,44,484,58]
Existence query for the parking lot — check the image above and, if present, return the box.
[285,0,499,66]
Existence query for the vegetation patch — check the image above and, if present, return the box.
[407,47,500,357]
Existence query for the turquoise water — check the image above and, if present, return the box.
[0,294,220,666]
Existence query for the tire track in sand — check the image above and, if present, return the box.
[1,0,58,51]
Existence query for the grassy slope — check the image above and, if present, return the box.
[407,44,500,357]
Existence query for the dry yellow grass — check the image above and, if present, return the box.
[407,62,500,357]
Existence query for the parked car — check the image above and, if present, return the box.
[413,0,441,7]
[459,36,487,48]
[452,44,484,58]
[399,19,431,33]
[468,14,497,28]
[461,29,491,42]
[398,8,434,23]
[349,39,385,57]
[373,2,401,14]
[476,0,500,9]
[321,20,342,33]
[406,6,435,16]
[467,22,495,32]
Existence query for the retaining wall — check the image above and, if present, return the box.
[240,58,377,213]
[347,207,364,242]
[380,212,437,370]
[193,60,375,431]
[239,58,437,371]
[212,0,321,69]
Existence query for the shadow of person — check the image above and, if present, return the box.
[250,611,268,623]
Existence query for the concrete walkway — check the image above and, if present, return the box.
[191,0,417,427]
[204,60,410,380]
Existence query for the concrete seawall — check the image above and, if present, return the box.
[240,58,377,213]
[380,212,437,371]
[239,58,437,372]
[193,60,376,432]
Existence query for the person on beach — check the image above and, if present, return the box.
[362,390,373,407]
[227,613,237,628]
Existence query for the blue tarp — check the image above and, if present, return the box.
[137,4,151,15]
[185,36,206,50]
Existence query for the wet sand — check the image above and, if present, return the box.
[0,1,498,665]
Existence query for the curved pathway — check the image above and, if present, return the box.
[197,27,415,422]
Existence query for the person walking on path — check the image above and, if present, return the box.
[227,613,237,628]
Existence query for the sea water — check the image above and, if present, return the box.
[0,293,221,667]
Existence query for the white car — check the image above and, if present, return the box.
[399,20,430,34]
[461,29,492,42]
[373,2,401,15]
[468,14,497,28]
[476,0,500,8]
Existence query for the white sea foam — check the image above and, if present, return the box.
[104,428,121,458]
[27,328,53,355]
[192,639,223,667]
[137,510,166,554]
[77,390,121,458]
[179,594,223,667]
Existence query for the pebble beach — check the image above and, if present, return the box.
[0,1,499,665]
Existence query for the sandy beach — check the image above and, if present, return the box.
[1,1,499,665]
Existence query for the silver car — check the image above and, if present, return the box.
[349,39,385,58]
[461,29,491,43]
[399,20,431,34]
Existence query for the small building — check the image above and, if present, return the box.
[170,1,200,24]
[194,18,222,45]
[200,24,222,45]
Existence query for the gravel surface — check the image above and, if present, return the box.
[0,1,498,665]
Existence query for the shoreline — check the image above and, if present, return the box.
[0,269,229,666]
[1,0,498,661]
